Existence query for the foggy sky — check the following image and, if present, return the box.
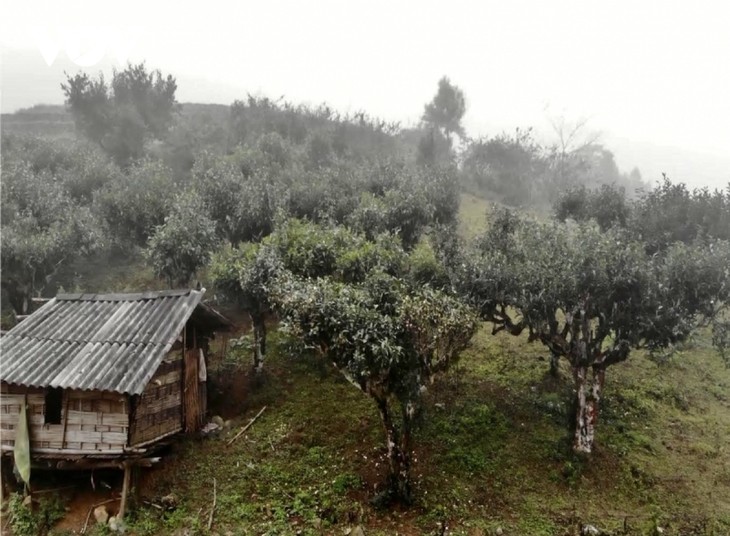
[1,0,729,189]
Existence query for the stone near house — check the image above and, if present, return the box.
[94,505,109,524]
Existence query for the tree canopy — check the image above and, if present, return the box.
[93,158,177,249]
[210,219,408,371]
[632,178,730,253]
[7,66,730,516]
[462,129,547,206]
[422,76,467,143]
[455,210,730,453]
[210,217,477,500]
[554,183,630,231]
[62,63,178,165]
[553,178,730,252]
[146,190,219,288]
[1,159,100,314]
[273,271,477,502]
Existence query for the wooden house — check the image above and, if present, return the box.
[0,289,232,472]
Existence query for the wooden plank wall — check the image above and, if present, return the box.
[0,384,128,451]
[129,352,183,446]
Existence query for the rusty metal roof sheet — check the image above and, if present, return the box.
[0,289,229,395]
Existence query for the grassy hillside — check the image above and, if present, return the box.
[6,196,730,536]
[130,327,730,536]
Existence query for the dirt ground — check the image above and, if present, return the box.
[2,468,124,533]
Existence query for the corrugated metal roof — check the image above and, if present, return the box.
[0,289,229,395]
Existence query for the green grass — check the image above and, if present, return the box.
[457,192,492,240]
[117,319,730,536]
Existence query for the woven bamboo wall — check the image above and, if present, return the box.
[129,352,183,446]
[0,384,128,451]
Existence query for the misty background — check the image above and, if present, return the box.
[1,0,729,189]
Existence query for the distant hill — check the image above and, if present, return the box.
[0,103,229,138]
[0,103,231,142]
[1,103,74,137]
[607,133,730,192]
[3,103,726,193]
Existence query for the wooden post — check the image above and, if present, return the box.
[0,455,6,503]
[118,462,131,519]
[132,465,141,507]
[181,324,187,429]
[60,392,70,449]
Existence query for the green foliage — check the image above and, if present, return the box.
[258,219,408,284]
[192,152,247,238]
[554,183,631,230]
[94,158,176,248]
[146,190,219,286]
[272,268,478,500]
[462,129,547,206]
[210,241,282,312]
[58,148,122,203]
[631,178,730,253]
[332,472,363,494]
[193,150,280,244]
[7,494,39,536]
[255,131,295,170]
[125,507,159,536]
[379,188,432,250]
[62,62,178,165]
[211,218,410,331]
[416,127,452,167]
[462,123,646,208]
[347,164,459,249]
[408,239,450,289]
[1,159,101,313]
[555,178,730,253]
[210,242,257,304]
[228,95,405,162]
[1,133,78,173]
[268,219,357,279]
[222,172,279,243]
[461,210,730,362]
[284,168,354,223]
[11,68,730,530]
[210,240,284,370]
[193,147,458,251]
[1,134,120,204]
[712,317,730,367]
[337,233,407,284]
[6,492,66,536]
[422,76,467,141]
[60,70,109,142]
[456,210,730,451]
[305,132,333,169]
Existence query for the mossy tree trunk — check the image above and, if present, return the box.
[2,281,32,315]
[374,396,414,504]
[250,311,267,373]
[549,352,561,377]
[573,365,605,454]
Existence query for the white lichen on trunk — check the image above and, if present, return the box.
[573,365,604,454]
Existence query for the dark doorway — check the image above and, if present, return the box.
[44,388,63,424]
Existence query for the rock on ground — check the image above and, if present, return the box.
[93,505,109,524]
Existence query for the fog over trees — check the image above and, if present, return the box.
[1,60,729,522]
